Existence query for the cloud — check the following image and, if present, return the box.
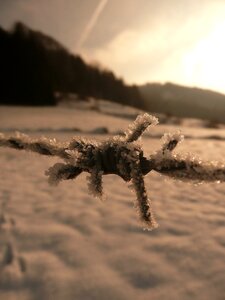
[83,1,225,93]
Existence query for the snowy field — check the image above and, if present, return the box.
[0,103,225,300]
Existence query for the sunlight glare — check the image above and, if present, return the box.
[183,20,225,93]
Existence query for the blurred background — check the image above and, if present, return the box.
[0,2,225,300]
[0,0,225,123]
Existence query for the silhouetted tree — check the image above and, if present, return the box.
[0,22,144,107]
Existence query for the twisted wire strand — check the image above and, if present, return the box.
[0,133,69,159]
[1,113,225,229]
[1,130,224,183]
[151,155,225,182]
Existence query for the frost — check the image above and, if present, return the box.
[87,170,105,200]
[45,163,82,185]
[151,152,225,183]
[124,113,158,143]
[0,113,225,230]
[130,161,158,230]
[161,131,184,154]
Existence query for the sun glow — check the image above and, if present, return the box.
[82,2,225,94]
[183,20,225,93]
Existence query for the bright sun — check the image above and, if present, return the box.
[183,20,225,93]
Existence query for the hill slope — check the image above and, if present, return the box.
[0,22,142,107]
[140,82,225,123]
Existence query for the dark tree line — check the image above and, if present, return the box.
[0,22,143,107]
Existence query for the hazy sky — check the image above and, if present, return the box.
[1,0,225,93]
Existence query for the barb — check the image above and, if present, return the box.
[0,114,224,230]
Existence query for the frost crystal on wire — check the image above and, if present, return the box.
[0,113,225,230]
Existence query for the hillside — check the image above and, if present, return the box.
[1,22,225,123]
[0,22,142,107]
[140,82,225,123]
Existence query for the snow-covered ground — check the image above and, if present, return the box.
[0,103,225,300]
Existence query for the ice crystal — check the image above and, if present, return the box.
[1,113,225,230]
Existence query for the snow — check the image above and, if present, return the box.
[0,103,225,300]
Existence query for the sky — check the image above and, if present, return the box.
[1,0,225,94]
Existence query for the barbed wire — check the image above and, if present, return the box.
[0,113,224,230]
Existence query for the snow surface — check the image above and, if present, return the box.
[0,103,225,300]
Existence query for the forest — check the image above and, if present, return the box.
[0,22,143,107]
